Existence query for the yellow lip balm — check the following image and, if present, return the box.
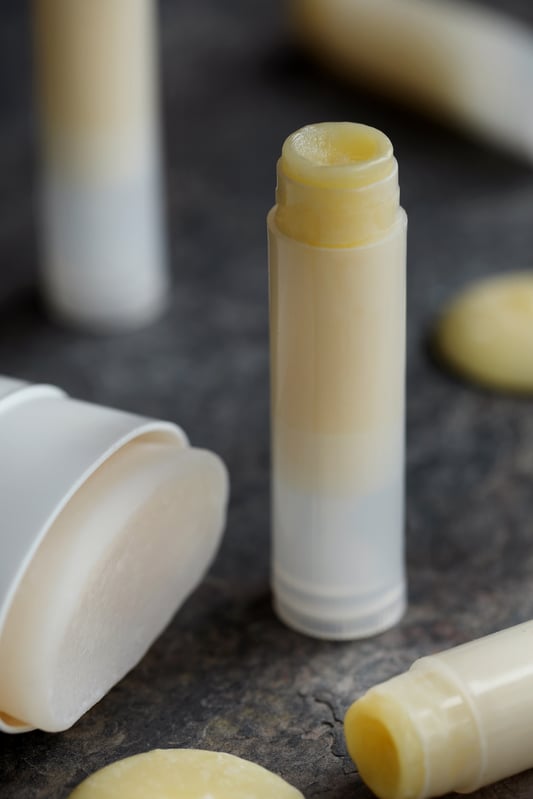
[68,749,304,799]
[435,272,533,394]
[345,620,533,799]
[268,122,407,640]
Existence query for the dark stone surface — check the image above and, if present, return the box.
[2,0,533,797]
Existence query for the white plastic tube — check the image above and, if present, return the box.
[345,620,533,799]
[268,122,406,640]
[0,377,229,733]
[33,0,169,330]
[294,0,533,161]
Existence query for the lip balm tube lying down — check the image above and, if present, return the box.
[345,620,533,799]
[293,0,533,162]
[0,376,228,733]
[32,0,169,331]
[268,122,407,640]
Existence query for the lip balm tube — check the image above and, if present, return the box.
[0,376,229,733]
[345,620,533,799]
[268,122,407,640]
[32,0,169,331]
[293,0,533,162]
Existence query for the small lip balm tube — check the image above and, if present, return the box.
[268,122,407,640]
[33,0,169,331]
[0,376,229,734]
[345,620,533,799]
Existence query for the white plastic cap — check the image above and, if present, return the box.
[0,376,228,733]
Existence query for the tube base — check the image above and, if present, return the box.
[274,584,405,641]
[272,476,406,640]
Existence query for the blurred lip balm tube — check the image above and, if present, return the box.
[268,122,406,640]
[33,0,170,331]
[293,0,533,162]
[0,376,229,734]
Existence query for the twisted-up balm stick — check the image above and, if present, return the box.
[0,377,228,733]
[345,620,533,799]
[68,749,305,798]
[435,272,533,393]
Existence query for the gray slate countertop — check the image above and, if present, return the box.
[2,1,533,796]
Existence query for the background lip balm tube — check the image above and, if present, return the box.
[345,620,533,799]
[0,376,229,734]
[268,122,407,640]
[292,0,533,163]
[32,0,170,331]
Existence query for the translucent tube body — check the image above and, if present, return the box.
[345,620,533,799]
[33,0,169,330]
[268,122,406,640]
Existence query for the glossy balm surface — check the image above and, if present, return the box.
[68,749,305,799]
[345,620,533,798]
[269,122,406,639]
[436,272,533,393]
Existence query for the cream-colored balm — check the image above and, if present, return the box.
[268,122,407,640]
[345,620,533,799]
[436,272,533,393]
[68,749,305,798]
[33,0,169,330]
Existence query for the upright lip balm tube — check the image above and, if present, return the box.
[0,376,229,734]
[345,620,533,799]
[268,122,407,640]
[33,0,169,331]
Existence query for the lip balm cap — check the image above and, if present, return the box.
[0,379,188,733]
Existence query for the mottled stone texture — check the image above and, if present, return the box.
[2,0,533,797]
